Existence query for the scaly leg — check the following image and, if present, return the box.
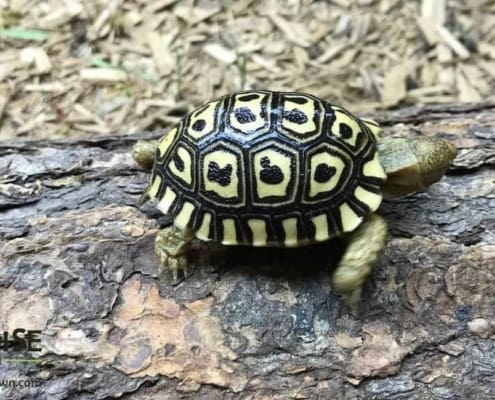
[134,140,194,281]
[132,139,159,205]
[155,225,195,283]
[331,213,387,307]
[132,139,159,170]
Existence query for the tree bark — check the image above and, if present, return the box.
[1,102,494,400]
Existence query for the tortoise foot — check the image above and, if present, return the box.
[154,225,194,284]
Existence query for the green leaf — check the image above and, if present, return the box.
[90,56,113,69]
[0,27,48,41]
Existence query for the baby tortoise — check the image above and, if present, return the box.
[133,90,457,305]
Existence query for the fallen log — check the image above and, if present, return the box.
[0,102,494,399]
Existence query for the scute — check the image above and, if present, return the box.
[148,91,386,247]
[277,93,323,141]
[250,140,299,207]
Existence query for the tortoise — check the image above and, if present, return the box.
[133,90,457,304]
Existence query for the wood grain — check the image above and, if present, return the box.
[1,103,494,399]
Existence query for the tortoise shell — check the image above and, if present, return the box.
[146,90,386,247]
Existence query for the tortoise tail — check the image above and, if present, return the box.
[138,189,151,205]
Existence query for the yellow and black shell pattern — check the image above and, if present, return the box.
[146,90,386,247]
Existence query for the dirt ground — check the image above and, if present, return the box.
[1,0,495,141]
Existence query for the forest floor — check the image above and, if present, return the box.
[1,0,495,141]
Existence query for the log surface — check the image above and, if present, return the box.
[1,103,494,399]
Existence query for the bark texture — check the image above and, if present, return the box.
[1,102,494,400]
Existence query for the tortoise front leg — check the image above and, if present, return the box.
[154,225,195,283]
[331,213,387,307]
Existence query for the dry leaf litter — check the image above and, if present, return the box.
[0,0,494,140]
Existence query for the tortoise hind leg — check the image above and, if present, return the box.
[133,139,160,205]
[132,139,159,170]
[154,225,195,283]
[331,213,387,308]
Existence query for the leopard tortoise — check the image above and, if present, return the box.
[133,90,457,304]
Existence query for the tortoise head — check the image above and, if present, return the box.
[376,136,457,198]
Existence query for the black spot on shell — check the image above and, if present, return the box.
[260,157,284,184]
[238,93,259,101]
[173,153,184,171]
[207,161,232,187]
[192,119,206,131]
[339,123,354,139]
[314,164,336,183]
[283,109,308,124]
[287,96,309,104]
[234,107,256,124]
